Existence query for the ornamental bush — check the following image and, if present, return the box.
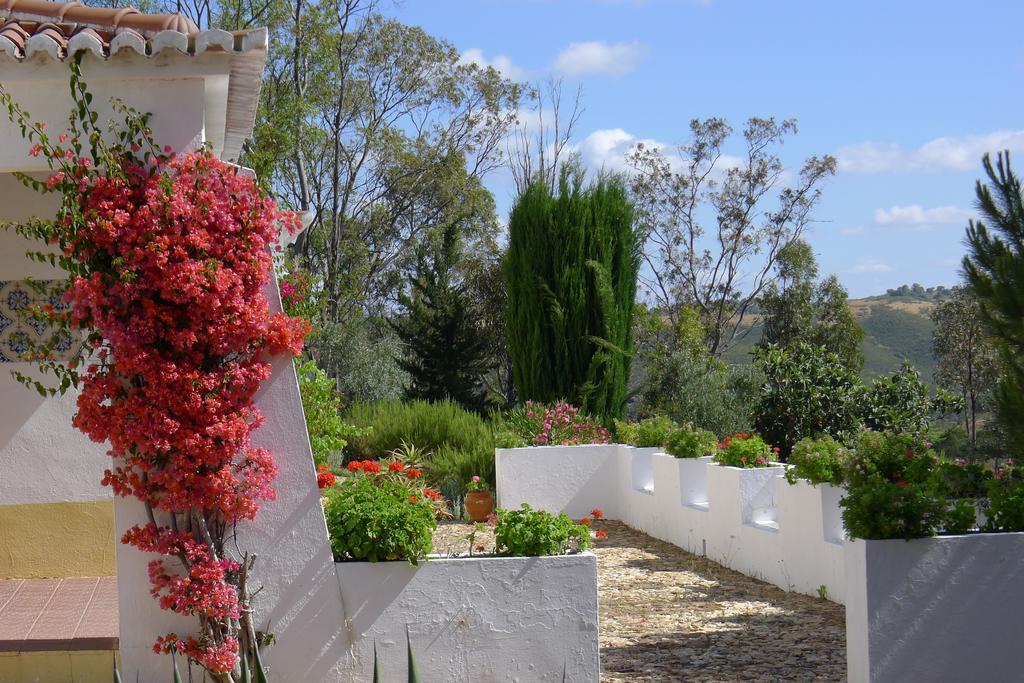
[983,462,1024,532]
[785,435,848,486]
[614,416,679,448]
[840,431,946,540]
[344,399,494,463]
[714,433,776,468]
[494,504,591,556]
[324,476,436,564]
[498,401,609,447]
[666,425,718,459]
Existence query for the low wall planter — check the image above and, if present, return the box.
[335,553,600,682]
[496,444,621,519]
[845,533,1024,682]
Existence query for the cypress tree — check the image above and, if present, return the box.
[391,223,491,412]
[963,151,1024,452]
[504,165,641,420]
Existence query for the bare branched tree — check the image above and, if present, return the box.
[508,78,584,195]
[628,117,837,356]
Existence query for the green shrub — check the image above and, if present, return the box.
[785,436,848,486]
[615,416,679,447]
[324,476,436,564]
[983,463,1024,532]
[298,361,367,466]
[840,431,946,540]
[666,426,718,459]
[494,504,591,556]
[753,342,863,459]
[714,433,775,468]
[345,398,494,470]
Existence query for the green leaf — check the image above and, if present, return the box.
[240,646,251,683]
[253,644,270,683]
[113,652,122,683]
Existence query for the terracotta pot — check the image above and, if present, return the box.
[465,490,495,522]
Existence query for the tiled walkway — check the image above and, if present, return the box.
[0,577,118,652]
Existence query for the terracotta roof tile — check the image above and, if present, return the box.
[0,577,118,652]
[0,0,266,61]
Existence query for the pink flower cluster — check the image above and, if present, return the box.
[509,400,610,446]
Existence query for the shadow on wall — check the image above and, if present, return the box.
[0,379,46,452]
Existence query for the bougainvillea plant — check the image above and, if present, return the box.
[0,55,309,680]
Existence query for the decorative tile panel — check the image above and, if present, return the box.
[0,280,78,363]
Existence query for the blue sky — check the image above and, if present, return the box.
[393,0,1024,297]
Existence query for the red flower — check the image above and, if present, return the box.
[895,479,909,489]
[590,508,604,519]
[347,461,362,472]
[408,495,420,504]
[424,488,441,501]
[772,447,780,454]
[316,468,335,489]
[595,530,608,540]
[388,461,405,472]
[407,468,422,479]
[579,517,593,527]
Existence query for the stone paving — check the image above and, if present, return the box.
[433,519,846,682]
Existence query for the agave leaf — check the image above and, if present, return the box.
[373,641,381,683]
[253,644,270,683]
[171,649,183,683]
[406,626,421,683]
[240,647,251,683]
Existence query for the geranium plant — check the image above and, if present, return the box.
[346,457,448,518]
[499,400,610,447]
[1,56,309,680]
[714,433,778,468]
[466,474,489,492]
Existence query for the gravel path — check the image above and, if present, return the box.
[433,519,846,682]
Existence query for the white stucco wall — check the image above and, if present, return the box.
[846,533,1024,682]
[496,445,623,519]
[335,553,600,682]
[497,446,848,604]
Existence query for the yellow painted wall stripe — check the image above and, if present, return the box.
[0,650,119,683]
[0,501,115,579]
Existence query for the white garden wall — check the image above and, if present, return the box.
[496,445,847,604]
[335,553,600,682]
[845,533,1024,683]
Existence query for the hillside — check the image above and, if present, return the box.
[723,295,939,383]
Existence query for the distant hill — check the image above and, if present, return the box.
[723,294,940,384]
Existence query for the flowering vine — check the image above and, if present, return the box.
[0,56,308,680]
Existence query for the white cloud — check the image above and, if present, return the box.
[838,130,1024,173]
[873,204,973,226]
[553,41,650,77]
[850,259,894,273]
[573,128,672,173]
[459,48,528,81]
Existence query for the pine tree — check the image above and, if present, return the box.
[391,223,491,412]
[504,165,642,420]
[963,151,1024,452]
